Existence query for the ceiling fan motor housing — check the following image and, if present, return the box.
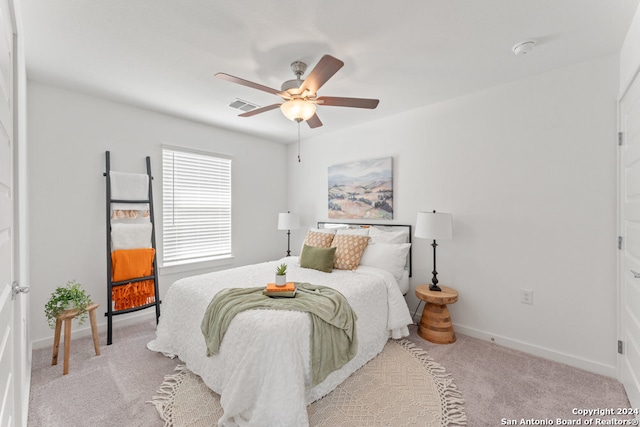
[281,61,308,93]
[281,79,302,92]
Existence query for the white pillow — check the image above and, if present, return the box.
[369,227,408,244]
[359,243,411,281]
[336,228,370,236]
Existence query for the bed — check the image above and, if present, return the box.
[147,223,413,426]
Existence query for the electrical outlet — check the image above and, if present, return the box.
[521,289,533,305]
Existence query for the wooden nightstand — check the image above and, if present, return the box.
[414,285,459,344]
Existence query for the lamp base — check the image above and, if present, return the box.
[286,229,291,257]
[430,240,442,292]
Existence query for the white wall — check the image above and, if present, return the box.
[27,82,288,347]
[288,55,619,376]
[621,2,640,95]
[26,52,621,374]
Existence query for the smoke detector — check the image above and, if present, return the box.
[512,40,536,55]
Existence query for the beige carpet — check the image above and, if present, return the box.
[149,339,467,426]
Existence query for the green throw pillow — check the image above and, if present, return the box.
[300,244,336,273]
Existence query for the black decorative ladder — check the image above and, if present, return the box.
[104,151,160,345]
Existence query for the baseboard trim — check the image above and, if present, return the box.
[454,324,617,378]
[31,310,156,350]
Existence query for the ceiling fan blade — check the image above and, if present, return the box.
[238,104,281,117]
[317,96,379,109]
[215,72,281,95]
[306,114,323,128]
[299,55,344,95]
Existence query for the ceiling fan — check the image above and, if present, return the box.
[215,54,379,129]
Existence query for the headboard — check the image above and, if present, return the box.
[317,222,412,278]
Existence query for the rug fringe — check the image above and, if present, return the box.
[147,364,187,427]
[394,339,468,426]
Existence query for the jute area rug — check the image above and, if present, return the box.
[149,339,467,426]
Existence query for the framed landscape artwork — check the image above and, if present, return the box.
[328,157,393,219]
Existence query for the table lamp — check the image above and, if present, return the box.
[277,212,300,257]
[415,211,453,291]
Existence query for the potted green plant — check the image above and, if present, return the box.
[44,280,92,329]
[275,263,287,286]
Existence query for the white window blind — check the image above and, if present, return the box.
[162,148,232,265]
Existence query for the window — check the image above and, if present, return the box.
[162,147,231,266]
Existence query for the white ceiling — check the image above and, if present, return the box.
[20,0,639,143]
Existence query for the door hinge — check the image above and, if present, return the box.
[619,132,624,146]
[619,236,624,250]
[618,340,624,354]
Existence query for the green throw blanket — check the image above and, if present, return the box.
[200,283,358,387]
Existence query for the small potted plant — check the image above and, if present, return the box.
[275,263,287,286]
[44,280,92,329]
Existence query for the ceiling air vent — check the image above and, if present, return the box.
[228,98,259,112]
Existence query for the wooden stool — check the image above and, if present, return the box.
[52,302,101,375]
[415,285,459,344]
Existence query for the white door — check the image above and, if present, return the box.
[0,0,27,425]
[620,68,640,413]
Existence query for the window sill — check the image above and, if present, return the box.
[159,255,235,276]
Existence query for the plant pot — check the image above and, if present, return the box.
[275,274,287,286]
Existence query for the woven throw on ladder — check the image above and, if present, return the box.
[111,248,156,311]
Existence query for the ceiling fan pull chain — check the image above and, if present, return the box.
[297,121,301,162]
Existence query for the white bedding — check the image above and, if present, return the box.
[147,257,412,427]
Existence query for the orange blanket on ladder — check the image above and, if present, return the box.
[111,248,156,311]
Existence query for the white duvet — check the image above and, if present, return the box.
[147,257,412,427]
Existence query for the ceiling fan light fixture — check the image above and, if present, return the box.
[280,99,316,122]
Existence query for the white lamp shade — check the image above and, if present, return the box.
[277,212,300,230]
[280,99,316,121]
[415,211,453,240]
